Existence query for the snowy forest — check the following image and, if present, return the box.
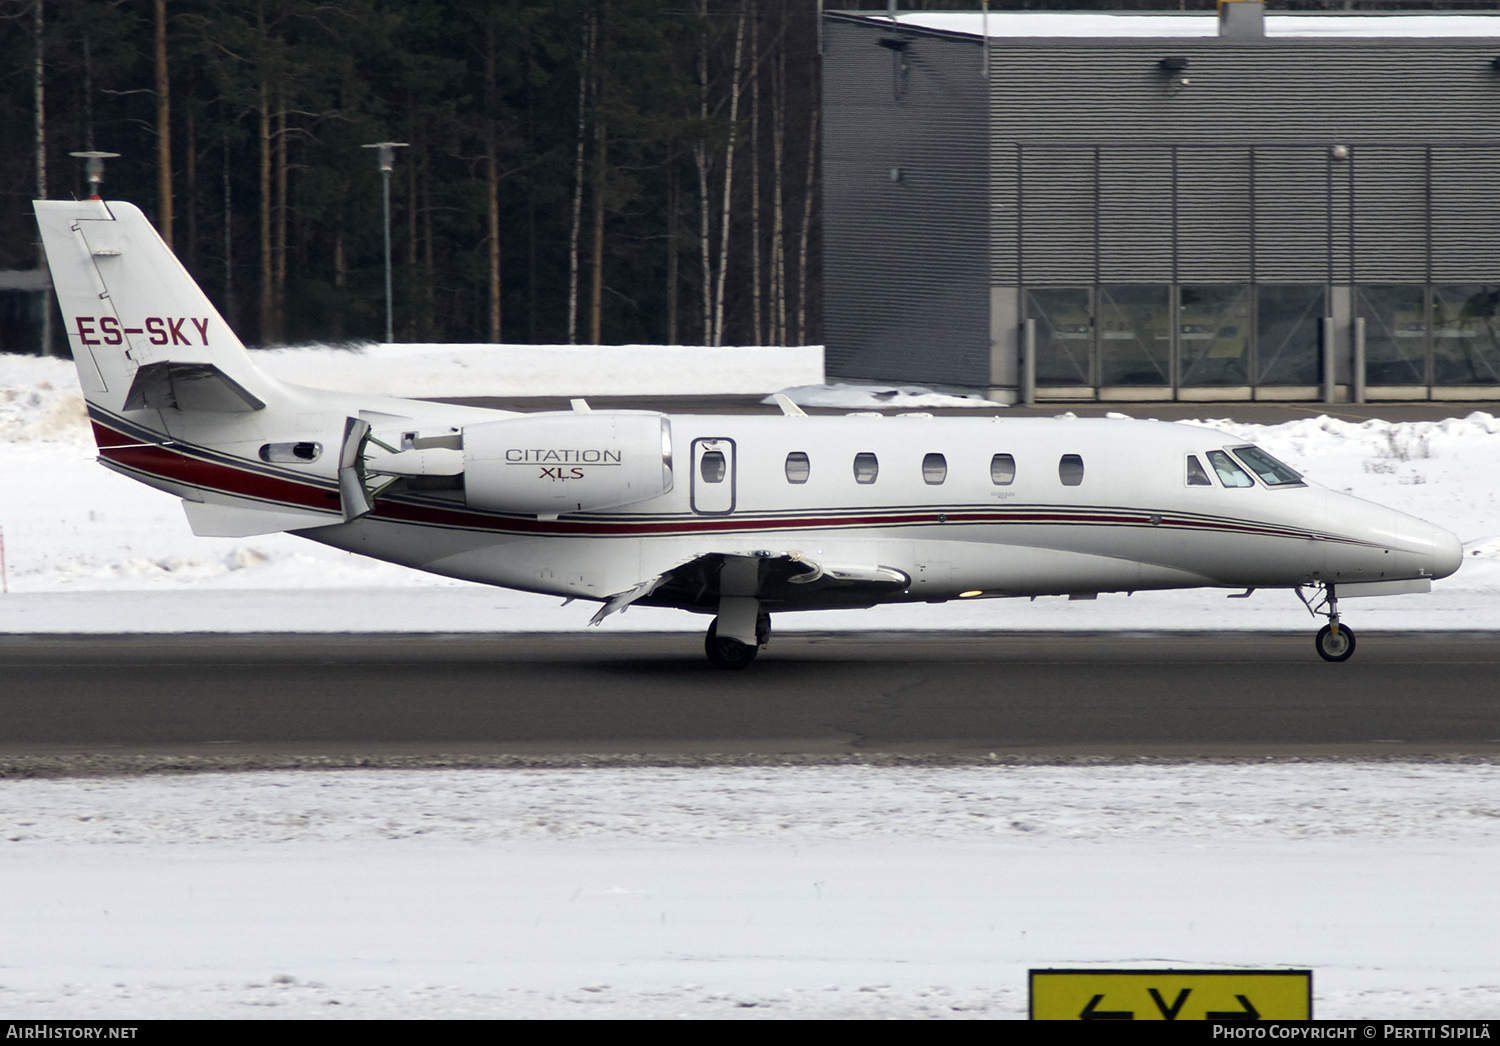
[0,1,1453,349]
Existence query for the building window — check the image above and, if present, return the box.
[1355,285,1426,387]
[1179,285,1251,387]
[921,453,947,485]
[785,451,810,484]
[1099,285,1170,387]
[1058,454,1085,486]
[1026,288,1092,386]
[990,453,1016,485]
[853,452,879,484]
[1256,285,1326,386]
[1432,285,1500,386]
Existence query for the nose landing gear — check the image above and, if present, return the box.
[1315,622,1356,662]
[1298,583,1357,662]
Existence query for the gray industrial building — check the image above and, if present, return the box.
[823,4,1500,402]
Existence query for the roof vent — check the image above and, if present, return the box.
[1219,0,1265,41]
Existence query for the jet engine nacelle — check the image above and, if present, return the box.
[462,412,673,516]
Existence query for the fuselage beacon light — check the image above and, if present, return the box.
[34,199,1463,668]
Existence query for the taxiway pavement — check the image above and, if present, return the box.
[2,631,1496,771]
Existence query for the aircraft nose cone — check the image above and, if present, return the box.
[1430,525,1463,580]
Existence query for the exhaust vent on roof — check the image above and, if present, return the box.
[1219,1,1265,41]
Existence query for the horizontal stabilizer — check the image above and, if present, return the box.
[124,361,265,414]
[182,499,339,537]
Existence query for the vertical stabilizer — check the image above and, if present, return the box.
[32,199,272,418]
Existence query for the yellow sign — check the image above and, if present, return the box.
[1029,969,1312,1021]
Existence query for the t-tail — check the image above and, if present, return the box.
[31,198,354,537]
[33,198,274,421]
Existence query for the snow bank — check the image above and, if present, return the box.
[0,763,1496,1019]
[252,341,824,398]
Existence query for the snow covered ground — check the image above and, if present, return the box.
[1,763,1498,1020]
[1,349,1497,634]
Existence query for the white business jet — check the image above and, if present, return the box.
[34,199,1462,667]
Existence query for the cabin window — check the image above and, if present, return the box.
[990,453,1016,485]
[259,441,322,463]
[785,451,810,484]
[1231,445,1305,487]
[1058,454,1085,486]
[853,452,879,484]
[700,450,727,483]
[1206,449,1254,487]
[921,453,947,485]
[1186,455,1213,486]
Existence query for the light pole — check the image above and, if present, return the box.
[69,150,120,200]
[361,141,408,344]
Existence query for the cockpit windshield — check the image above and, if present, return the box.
[1205,449,1254,488]
[1231,445,1305,487]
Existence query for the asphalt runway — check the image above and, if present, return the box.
[2,631,1498,771]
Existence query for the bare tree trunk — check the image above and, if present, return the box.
[772,24,786,346]
[567,13,594,345]
[273,100,287,341]
[422,156,435,339]
[223,132,237,330]
[154,0,172,248]
[589,118,606,345]
[185,98,197,275]
[33,0,46,205]
[712,5,746,348]
[749,8,761,346]
[485,22,501,344]
[796,99,818,347]
[82,34,93,154]
[694,2,711,347]
[666,153,678,346]
[332,227,344,341]
[258,78,274,344]
[34,0,51,354]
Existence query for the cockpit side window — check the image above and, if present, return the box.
[1206,449,1254,487]
[1231,445,1305,487]
[1186,455,1213,486]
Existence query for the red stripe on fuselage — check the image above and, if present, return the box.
[93,419,336,511]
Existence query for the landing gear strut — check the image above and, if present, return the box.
[1299,583,1357,662]
[704,611,771,670]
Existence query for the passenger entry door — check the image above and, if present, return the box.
[691,437,736,514]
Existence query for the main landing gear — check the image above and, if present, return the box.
[704,610,772,670]
[1298,583,1357,663]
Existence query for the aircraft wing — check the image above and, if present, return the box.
[589,551,910,623]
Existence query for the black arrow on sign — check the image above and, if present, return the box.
[1148,987,1191,1020]
[1207,995,1261,1021]
[1080,994,1134,1020]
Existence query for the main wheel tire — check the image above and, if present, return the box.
[705,618,758,670]
[1315,623,1357,662]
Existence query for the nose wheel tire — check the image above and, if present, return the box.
[705,618,758,670]
[1315,623,1357,662]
